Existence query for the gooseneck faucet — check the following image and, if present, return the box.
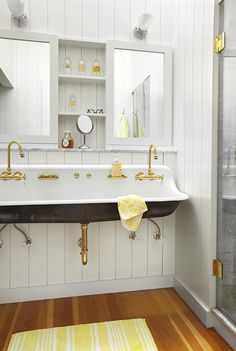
[0,140,26,181]
[148,144,158,175]
[7,140,25,174]
[135,144,164,181]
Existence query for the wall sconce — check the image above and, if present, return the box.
[134,13,153,40]
[7,0,27,26]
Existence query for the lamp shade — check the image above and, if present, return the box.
[138,13,153,31]
[7,0,25,17]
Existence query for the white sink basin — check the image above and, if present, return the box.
[0,164,188,206]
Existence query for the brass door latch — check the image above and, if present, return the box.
[213,259,223,279]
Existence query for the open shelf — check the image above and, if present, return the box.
[58,74,106,84]
[59,37,106,49]
[58,38,106,149]
[59,112,106,118]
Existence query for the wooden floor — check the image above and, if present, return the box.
[0,288,232,351]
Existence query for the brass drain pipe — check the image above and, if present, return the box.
[78,224,88,265]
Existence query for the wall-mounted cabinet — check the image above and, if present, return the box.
[0,30,58,147]
[58,38,173,151]
[58,38,106,149]
[106,41,173,150]
[0,33,173,151]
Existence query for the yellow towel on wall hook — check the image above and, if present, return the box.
[118,195,148,232]
[117,111,129,137]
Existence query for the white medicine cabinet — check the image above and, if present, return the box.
[106,41,173,150]
[0,33,173,150]
[0,30,58,147]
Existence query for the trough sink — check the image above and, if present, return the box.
[0,164,188,224]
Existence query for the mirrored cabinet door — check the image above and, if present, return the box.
[0,30,58,147]
[106,41,172,150]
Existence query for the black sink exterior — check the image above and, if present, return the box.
[0,201,180,224]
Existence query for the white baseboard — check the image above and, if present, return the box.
[212,309,236,350]
[0,275,173,304]
[173,276,212,327]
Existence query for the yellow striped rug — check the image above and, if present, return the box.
[8,318,158,351]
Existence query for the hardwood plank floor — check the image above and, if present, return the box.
[0,288,233,350]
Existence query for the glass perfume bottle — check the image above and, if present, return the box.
[64,57,72,74]
[62,130,74,149]
[92,58,101,76]
[78,57,86,75]
[68,94,77,112]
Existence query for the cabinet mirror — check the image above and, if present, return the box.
[0,30,58,147]
[106,41,172,150]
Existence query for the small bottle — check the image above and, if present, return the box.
[92,58,101,76]
[64,57,72,74]
[111,155,122,177]
[68,94,77,112]
[78,57,86,75]
[62,131,74,149]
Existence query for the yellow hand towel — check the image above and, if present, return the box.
[118,195,148,232]
[117,111,129,137]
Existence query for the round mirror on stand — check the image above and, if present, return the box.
[76,114,94,149]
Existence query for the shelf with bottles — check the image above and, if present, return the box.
[59,112,106,118]
[59,43,105,81]
[58,38,106,149]
[58,74,106,83]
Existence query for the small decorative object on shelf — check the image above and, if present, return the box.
[78,57,86,75]
[87,108,104,114]
[68,94,77,112]
[92,58,101,76]
[62,130,74,148]
[76,114,94,149]
[64,57,72,74]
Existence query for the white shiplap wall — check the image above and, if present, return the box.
[0,0,179,301]
[0,0,216,307]
[174,0,216,310]
[0,149,176,302]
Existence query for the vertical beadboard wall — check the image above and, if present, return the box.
[0,0,179,301]
[0,149,176,302]
[174,0,216,309]
[0,0,217,305]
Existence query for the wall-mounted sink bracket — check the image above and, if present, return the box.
[0,223,32,248]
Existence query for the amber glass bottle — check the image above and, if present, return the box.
[62,131,74,148]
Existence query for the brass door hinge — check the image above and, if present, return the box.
[215,32,225,53]
[213,259,223,279]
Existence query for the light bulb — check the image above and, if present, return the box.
[138,13,153,31]
[7,0,25,17]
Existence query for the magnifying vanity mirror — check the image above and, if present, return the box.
[106,41,172,150]
[76,114,94,149]
[0,30,58,147]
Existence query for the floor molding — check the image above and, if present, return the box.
[173,276,212,327]
[212,308,236,350]
[0,275,173,303]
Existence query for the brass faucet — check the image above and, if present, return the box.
[148,144,158,175]
[0,140,26,181]
[135,144,164,181]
